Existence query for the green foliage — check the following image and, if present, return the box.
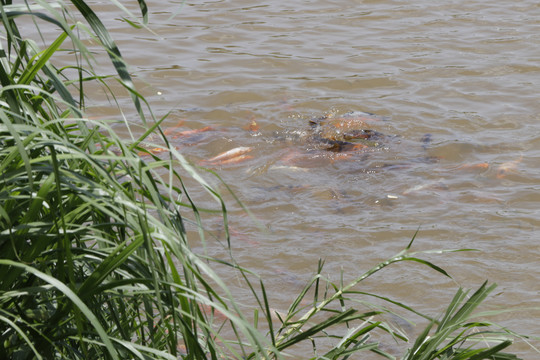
[403,281,521,360]
[0,1,251,358]
[0,1,529,359]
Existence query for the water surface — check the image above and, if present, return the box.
[84,1,540,357]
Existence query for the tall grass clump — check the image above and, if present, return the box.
[0,1,257,358]
[0,1,530,359]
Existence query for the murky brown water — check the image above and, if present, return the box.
[59,0,540,357]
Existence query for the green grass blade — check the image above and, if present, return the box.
[0,260,119,359]
[69,0,145,122]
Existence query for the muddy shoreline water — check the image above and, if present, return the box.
[85,1,540,357]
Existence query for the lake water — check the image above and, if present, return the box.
[80,1,540,357]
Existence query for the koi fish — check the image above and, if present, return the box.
[244,116,260,133]
[328,152,359,162]
[170,125,214,139]
[137,146,169,157]
[177,344,187,356]
[496,155,522,179]
[462,190,502,203]
[455,162,490,171]
[279,149,304,165]
[339,143,368,152]
[137,145,182,157]
[162,119,185,136]
[269,164,309,172]
[199,304,228,322]
[203,146,253,165]
[227,225,260,247]
[215,154,254,165]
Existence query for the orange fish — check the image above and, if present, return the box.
[137,147,168,157]
[177,344,187,356]
[245,118,260,132]
[496,155,522,179]
[162,119,185,136]
[227,225,261,247]
[170,125,214,139]
[203,146,253,165]
[199,304,228,322]
[339,143,368,152]
[329,152,357,162]
[279,149,304,165]
[137,146,179,157]
[456,162,490,171]
[213,154,254,165]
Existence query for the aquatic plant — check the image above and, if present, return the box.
[0,1,529,359]
[241,238,527,360]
